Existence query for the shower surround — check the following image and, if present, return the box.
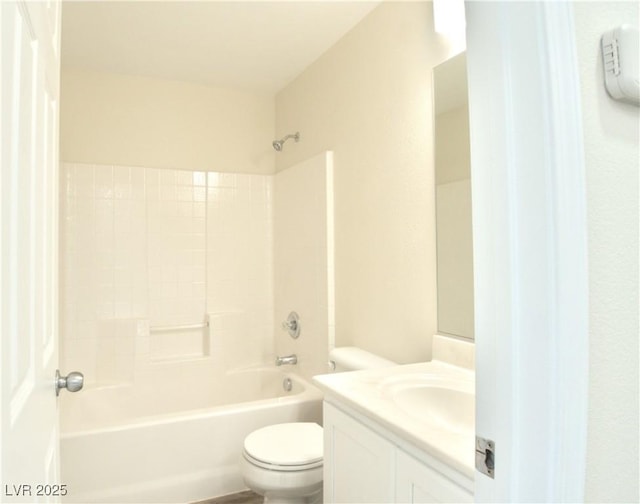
[59,163,274,379]
[58,153,334,501]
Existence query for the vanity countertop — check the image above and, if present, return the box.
[313,360,475,479]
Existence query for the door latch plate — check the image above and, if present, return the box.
[475,436,495,479]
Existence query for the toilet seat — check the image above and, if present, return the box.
[243,422,323,472]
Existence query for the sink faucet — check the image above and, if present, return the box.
[275,354,297,366]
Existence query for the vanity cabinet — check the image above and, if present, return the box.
[395,450,473,503]
[323,402,473,504]
[323,400,395,502]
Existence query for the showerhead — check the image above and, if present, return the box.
[272,132,300,152]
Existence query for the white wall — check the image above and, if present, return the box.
[60,69,275,174]
[275,2,451,363]
[274,152,334,381]
[573,3,639,502]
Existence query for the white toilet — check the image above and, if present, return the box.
[240,347,395,503]
[241,422,324,504]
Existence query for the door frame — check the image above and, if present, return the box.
[466,1,589,502]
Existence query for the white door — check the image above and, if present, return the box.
[466,1,589,502]
[1,0,63,500]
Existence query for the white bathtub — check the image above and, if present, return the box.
[59,366,323,503]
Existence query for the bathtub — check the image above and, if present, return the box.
[59,366,323,503]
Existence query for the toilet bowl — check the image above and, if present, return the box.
[241,422,323,504]
[240,348,396,503]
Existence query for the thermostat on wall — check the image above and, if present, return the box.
[601,25,639,106]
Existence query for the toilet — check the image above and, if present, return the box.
[240,347,396,503]
[240,422,324,504]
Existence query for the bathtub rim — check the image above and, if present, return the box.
[60,369,323,437]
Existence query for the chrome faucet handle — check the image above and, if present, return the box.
[275,354,298,366]
[281,312,300,339]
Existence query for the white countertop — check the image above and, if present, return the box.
[313,360,475,480]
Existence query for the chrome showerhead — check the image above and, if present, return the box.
[272,132,300,151]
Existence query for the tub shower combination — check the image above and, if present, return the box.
[60,365,322,503]
[59,145,333,502]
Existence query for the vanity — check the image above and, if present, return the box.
[313,337,475,504]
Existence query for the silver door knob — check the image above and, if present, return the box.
[55,369,84,396]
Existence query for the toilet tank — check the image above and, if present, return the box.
[329,347,396,372]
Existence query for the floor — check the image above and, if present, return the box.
[192,490,262,504]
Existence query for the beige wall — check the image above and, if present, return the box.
[275,2,451,363]
[60,69,275,174]
[573,3,639,502]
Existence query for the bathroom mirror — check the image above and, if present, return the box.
[433,52,474,339]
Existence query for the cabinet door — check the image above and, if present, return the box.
[324,402,395,503]
[395,450,473,503]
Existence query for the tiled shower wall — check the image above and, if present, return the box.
[206,173,274,370]
[60,163,273,385]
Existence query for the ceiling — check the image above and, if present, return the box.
[61,1,381,95]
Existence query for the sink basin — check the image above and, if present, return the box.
[314,360,477,477]
[380,376,474,435]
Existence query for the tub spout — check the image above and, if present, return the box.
[275,354,297,366]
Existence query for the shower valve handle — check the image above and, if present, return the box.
[281,312,300,339]
[282,320,296,330]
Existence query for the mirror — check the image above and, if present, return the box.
[433,52,474,339]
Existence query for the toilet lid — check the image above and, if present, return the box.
[243,422,323,469]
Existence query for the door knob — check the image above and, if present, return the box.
[55,369,84,396]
